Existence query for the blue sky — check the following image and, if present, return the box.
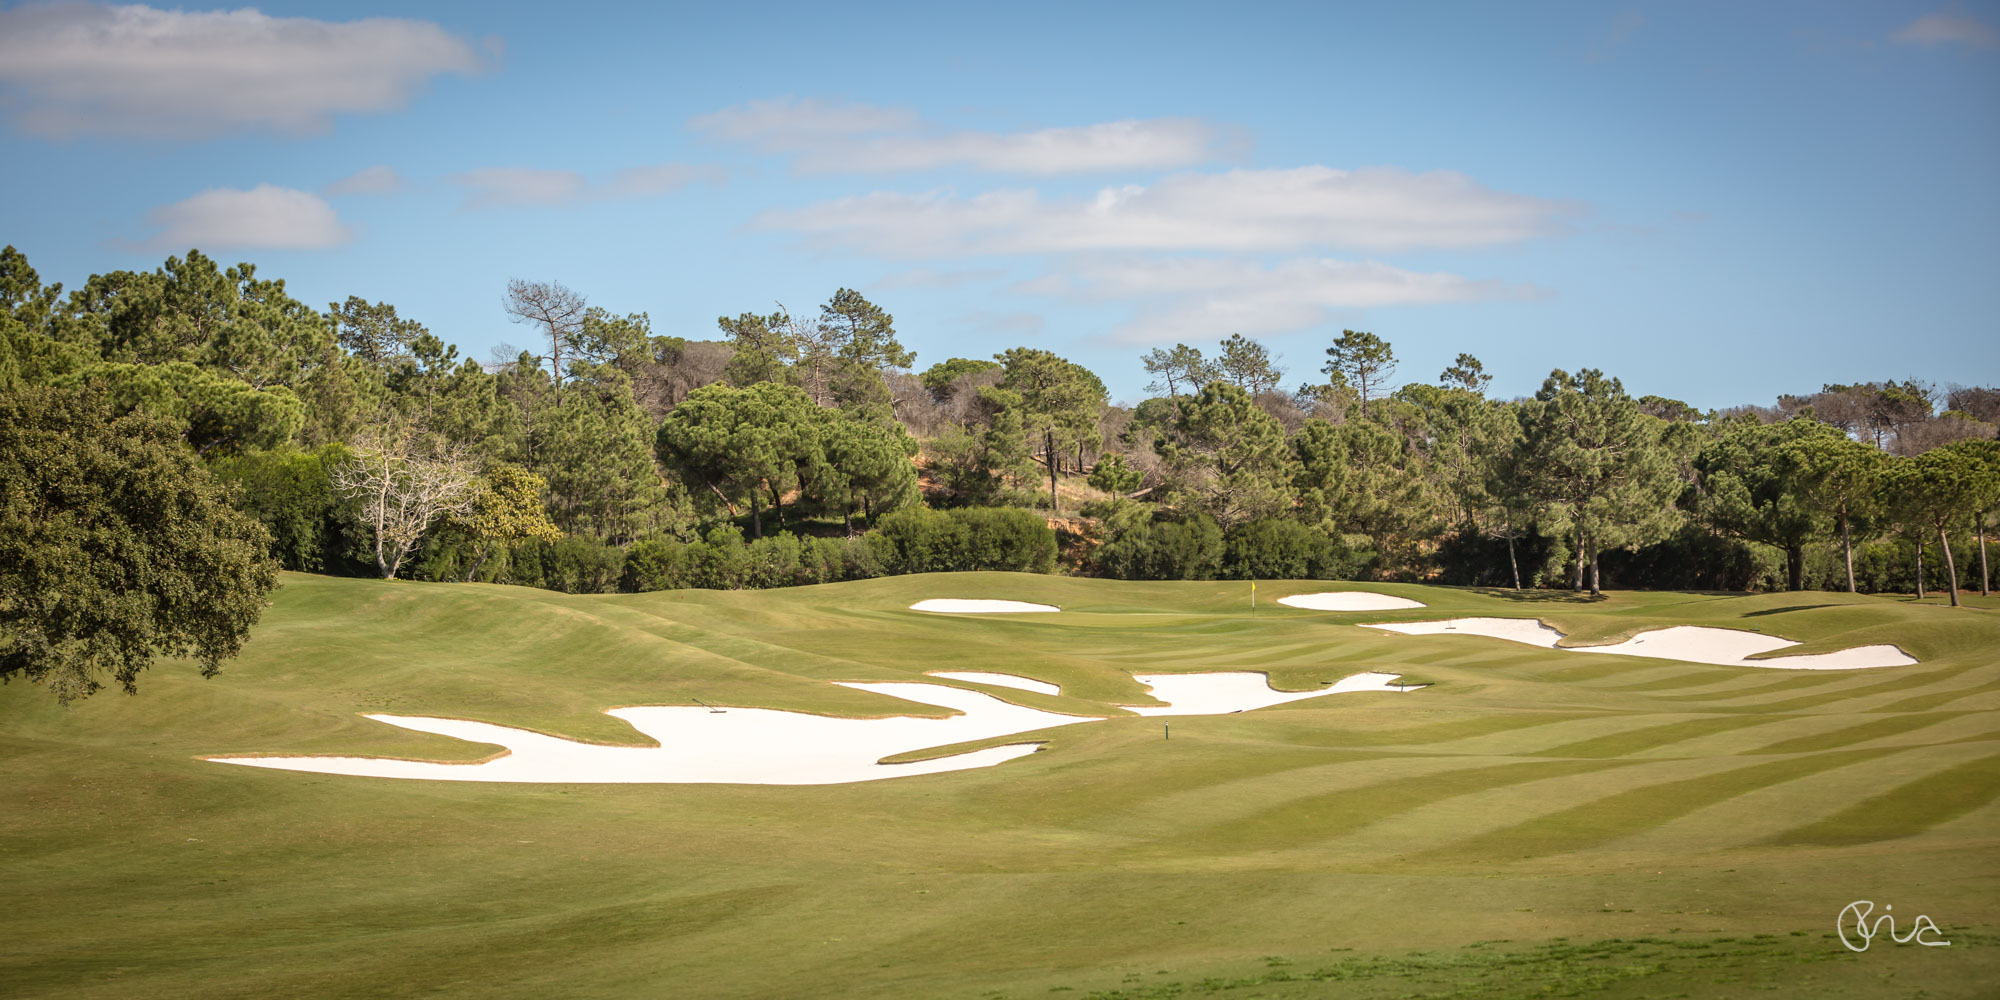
[1,1,1995,407]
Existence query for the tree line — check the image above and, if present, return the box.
[3,245,1997,702]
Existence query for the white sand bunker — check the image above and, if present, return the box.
[1364,618,1916,669]
[1277,591,1427,611]
[205,671,1415,785]
[1124,671,1415,715]
[911,599,1060,614]
[927,671,1061,696]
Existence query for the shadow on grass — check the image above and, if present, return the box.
[1739,604,1840,617]
[1462,588,1607,604]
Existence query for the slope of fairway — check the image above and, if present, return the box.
[3,573,1996,999]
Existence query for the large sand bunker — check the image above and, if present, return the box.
[1124,671,1414,715]
[1277,592,1427,611]
[206,671,1412,785]
[911,599,1060,614]
[1364,618,1916,669]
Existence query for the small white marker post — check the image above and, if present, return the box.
[1164,722,1170,740]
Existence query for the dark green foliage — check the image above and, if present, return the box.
[1093,508,1225,580]
[1140,343,1217,397]
[919,357,1002,400]
[820,288,914,371]
[1293,418,1432,572]
[0,384,279,703]
[1087,454,1144,494]
[1217,334,1283,395]
[63,250,336,390]
[1220,518,1360,580]
[60,361,305,456]
[1693,417,1842,590]
[1597,525,1784,592]
[996,346,1109,512]
[811,409,921,527]
[1515,368,1688,593]
[619,528,891,591]
[1438,352,1491,394]
[1153,381,1293,527]
[1322,329,1396,414]
[872,507,1057,574]
[210,444,353,572]
[504,536,626,594]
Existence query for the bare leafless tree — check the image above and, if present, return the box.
[773,305,838,407]
[504,279,588,403]
[333,427,480,580]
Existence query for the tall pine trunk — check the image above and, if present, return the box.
[1978,513,1990,597]
[1571,533,1585,592]
[1588,542,1601,597]
[1939,525,1960,607]
[770,483,785,531]
[1046,429,1059,513]
[1507,530,1521,591]
[1786,543,1804,592]
[1841,511,1856,594]
[1913,535,1926,600]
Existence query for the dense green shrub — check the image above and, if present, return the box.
[1599,527,1782,592]
[1429,525,1560,588]
[1220,518,1360,580]
[210,444,352,572]
[506,536,625,594]
[1094,511,1224,580]
[619,528,897,592]
[872,507,1056,574]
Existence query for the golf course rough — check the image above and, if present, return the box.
[5,572,1995,1000]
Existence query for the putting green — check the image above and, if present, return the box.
[4,572,1996,998]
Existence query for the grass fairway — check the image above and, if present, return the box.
[4,573,1997,999]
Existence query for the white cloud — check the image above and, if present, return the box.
[0,3,483,138]
[449,167,590,209]
[137,184,352,250]
[606,162,727,197]
[1891,12,1998,47]
[325,165,403,196]
[691,96,1237,174]
[1024,257,1539,344]
[449,163,724,209]
[689,97,920,147]
[763,166,1578,256]
[874,266,1009,289]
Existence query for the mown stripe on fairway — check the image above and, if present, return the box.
[1872,675,2000,713]
[1595,667,1798,693]
[1643,665,1948,707]
[1418,747,1904,863]
[1699,667,1969,713]
[1288,712,1602,749]
[1737,712,1970,756]
[1528,714,1789,759]
[1766,752,2000,846]
[1175,758,1648,853]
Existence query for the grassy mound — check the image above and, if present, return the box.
[4,573,1996,998]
